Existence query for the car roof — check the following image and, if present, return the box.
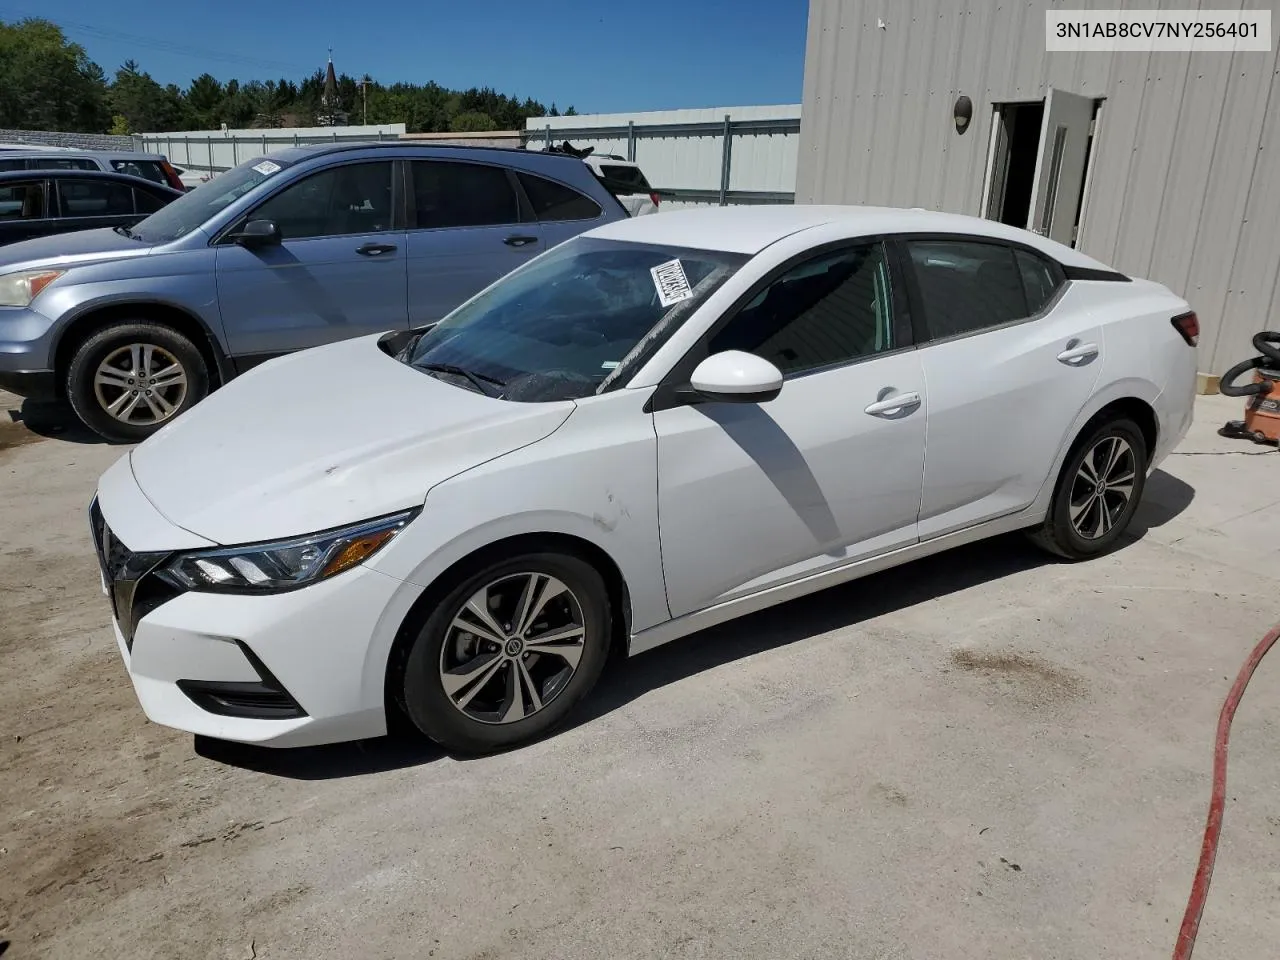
[0,168,179,189]
[0,148,168,160]
[582,204,1114,268]
[272,141,590,165]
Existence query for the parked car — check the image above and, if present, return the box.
[89,205,1197,753]
[0,169,182,247]
[0,148,188,192]
[0,142,628,440]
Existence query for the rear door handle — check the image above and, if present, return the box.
[863,391,922,418]
[1057,341,1099,365]
[504,235,538,248]
[356,242,398,256]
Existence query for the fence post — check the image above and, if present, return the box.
[627,121,635,162]
[545,124,551,149]
[207,136,214,174]
[718,114,732,206]
[262,133,267,154]
[231,138,238,165]
[294,133,300,147]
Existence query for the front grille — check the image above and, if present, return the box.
[89,498,174,651]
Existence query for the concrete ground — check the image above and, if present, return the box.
[1,389,1278,960]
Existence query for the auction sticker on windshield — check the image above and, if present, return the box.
[651,259,692,307]
[252,160,282,176]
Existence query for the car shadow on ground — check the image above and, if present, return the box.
[196,469,1195,780]
[4,397,114,445]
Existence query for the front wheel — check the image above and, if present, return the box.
[65,321,210,442]
[400,552,612,754]
[1030,418,1148,560]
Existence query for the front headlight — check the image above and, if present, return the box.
[0,269,65,307]
[159,509,418,594]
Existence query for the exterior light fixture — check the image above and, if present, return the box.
[954,95,973,134]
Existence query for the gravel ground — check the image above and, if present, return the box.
[2,389,1278,960]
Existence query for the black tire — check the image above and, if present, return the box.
[65,321,210,443]
[401,551,611,754]
[1030,417,1148,560]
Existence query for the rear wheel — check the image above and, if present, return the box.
[400,552,611,754]
[66,321,210,442]
[1030,417,1148,560]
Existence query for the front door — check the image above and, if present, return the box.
[901,238,1103,539]
[1027,88,1096,246]
[404,159,543,326]
[653,241,927,618]
[214,160,409,362]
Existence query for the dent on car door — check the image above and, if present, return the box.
[214,160,409,360]
[405,160,543,326]
[904,238,1104,539]
[652,240,926,618]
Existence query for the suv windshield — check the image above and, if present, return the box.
[407,236,746,401]
[128,156,290,243]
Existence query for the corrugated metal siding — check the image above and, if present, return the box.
[797,0,1280,375]
[527,105,801,195]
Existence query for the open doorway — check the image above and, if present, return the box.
[984,101,1043,229]
[982,91,1101,248]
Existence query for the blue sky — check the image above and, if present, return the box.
[5,0,809,113]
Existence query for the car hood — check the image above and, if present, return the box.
[0,226,153,271]
[129,335,576,545]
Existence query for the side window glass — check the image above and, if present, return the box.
[113,160,168,185]
[252,162,394,240]
[31,157,98,171]
[906,240,1027,339]
[517,172,601,222]
[134,188,166,214]
[0,182,45,221]
[1015,249,1064,314]
[709,242,896,376]
[59,179,136,216]
[0,158,28,172]
[412,161,518,229]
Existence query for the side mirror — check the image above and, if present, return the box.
[226,219,281,247]
[688,350,783,404]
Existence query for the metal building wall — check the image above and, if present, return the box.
[527,105,802,205]
[797,0,1280,378]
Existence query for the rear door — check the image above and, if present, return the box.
[214,159,409,362]
[404,159,545,326]
[902,237,1103,539]
[55,177,141,234]
[0,178,55,245]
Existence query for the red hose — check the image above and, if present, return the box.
[1172,622,1280,960]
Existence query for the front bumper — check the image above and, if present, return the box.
[93,459,423,748]
[0,305,58,395]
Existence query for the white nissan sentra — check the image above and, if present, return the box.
[90,206,1197,753]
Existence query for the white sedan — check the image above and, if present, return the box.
[90,206,1198,753]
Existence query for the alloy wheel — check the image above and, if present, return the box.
[438,572,587,725]
[1068,435,1137,540]
[93,343,188,425]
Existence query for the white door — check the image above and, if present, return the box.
[1027,88,1095,246]
[902,239,1103,540]
[653,241,927,618]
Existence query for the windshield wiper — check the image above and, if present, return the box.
[415,362,504,397]
[113,224,135,239]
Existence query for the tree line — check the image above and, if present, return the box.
[0,18,577,136]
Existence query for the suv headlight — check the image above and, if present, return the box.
[158,510,418,594]
[0,269,65,307]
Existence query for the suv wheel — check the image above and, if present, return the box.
[1030,417,1148,560]
[400,552,611,754]
[66,322,210,442]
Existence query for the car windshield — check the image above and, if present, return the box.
[128,155,290,243]
[407,236,746,401]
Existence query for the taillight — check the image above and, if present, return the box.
[160,159,185,192]
[1172,311,1199,347]
[649,192,660,208]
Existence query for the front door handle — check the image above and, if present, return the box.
[504,235,538,248]
[1057,341,1099,365]
[356,242,398,256]
[863,391,922,418]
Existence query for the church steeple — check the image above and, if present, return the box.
[320,46,344,126]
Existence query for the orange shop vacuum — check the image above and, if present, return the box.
[1218,331,1280,445]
